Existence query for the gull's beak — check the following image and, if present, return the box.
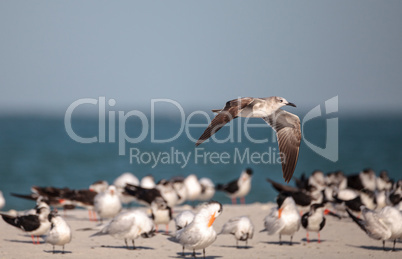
[286,102,296,107]
[278,208,284,219]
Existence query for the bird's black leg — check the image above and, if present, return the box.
[182,245,185,256]
[62,245,65,254]
[203,248,205,259]
[132,239,136,250]
[192,249,196,258]
[246,239,248,248]
[125,239,128,249]
[279,234,282,245]
[392,239,396,251]
[53,245,55,254]
[290,235,293,246]
[383,240,386,251]
[236,240,239,248]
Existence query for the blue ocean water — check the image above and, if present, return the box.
[1,111,401,210]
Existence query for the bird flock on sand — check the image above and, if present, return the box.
[1,168,401,257]
[0,97,401,257]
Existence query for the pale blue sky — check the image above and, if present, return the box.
[1,1,401,115]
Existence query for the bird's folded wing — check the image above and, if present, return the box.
[263,110,301,183]
[196,97,255,146]
[364,210,392,240]
[264,213,283,235]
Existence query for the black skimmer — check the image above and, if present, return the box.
[216,168,253,204]
[124,183,164,206]
[94,185,122,223]
[347,168,377,191]
[263,194,301,245]
[91,209,156,250]
[1,201,51,244]
[150,197,172,234]
[219,216,254,248]
[174,201,222,258]
[11,186,73,210]
[58,188,98,221]
[196,96,301,183]
[45,210,72,253]
[266,178,314,207]
[347,206,402,251]
[333,189,377,215]
[301,203,335,243]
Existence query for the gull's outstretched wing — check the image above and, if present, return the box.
[263,110,301,183]
[196,97,255,146]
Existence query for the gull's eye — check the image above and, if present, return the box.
[280,99,283,103]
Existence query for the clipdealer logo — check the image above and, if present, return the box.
[64,96,338,167]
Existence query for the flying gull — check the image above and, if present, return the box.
[196,96,301,182]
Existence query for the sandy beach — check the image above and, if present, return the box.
[0,203,400,259]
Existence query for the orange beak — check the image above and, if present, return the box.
[207,212,216,227]
[278,208,283,219]
[324,209,330,215]
[59,199,65,204]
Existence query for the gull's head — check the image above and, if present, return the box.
[275,97,296,108]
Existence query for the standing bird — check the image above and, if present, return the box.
[347,206,402,251]
[196,97,301,183]
[263,194,301,245]
[219,216,254,248]
[94,185,122,223]
[150,197,172,234]
[174,210,195,256]
[301,203,329,243]
[91,209,155,250]
[216,168,253,204]
[1,201,51,244]
[175,201,222,258]
[45,210,72,253]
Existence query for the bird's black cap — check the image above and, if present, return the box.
[245,168,253,176]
